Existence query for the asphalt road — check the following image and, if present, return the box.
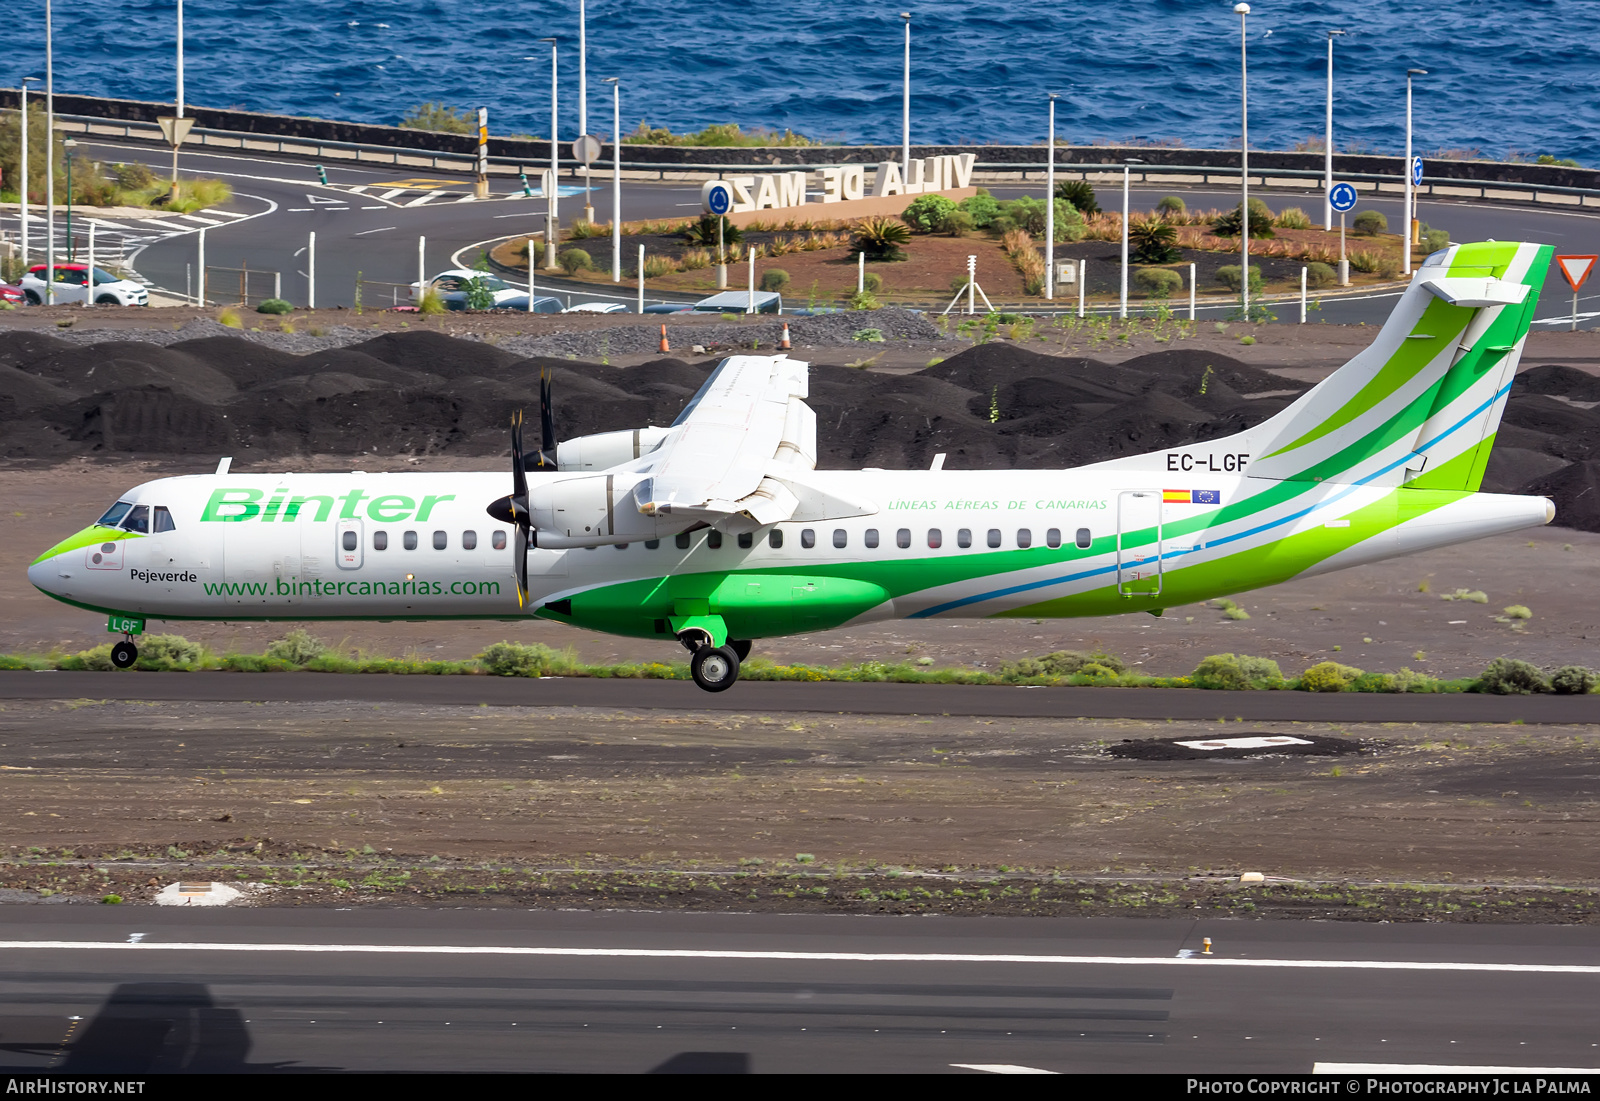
[3,671,1596,723]
[8,138,1598,326]
[0,907,1595,1073]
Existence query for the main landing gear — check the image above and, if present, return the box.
[679,632,752,693]
[110,638,139,669]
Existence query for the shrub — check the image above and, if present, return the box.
[1423,228,1450,252]
[418,288,446,315]
[1275,206,1312,230]
[1155,195,1187,217]
[216,308,241,329]
[1053,179,1100,216]
[901,194,959,234]
[1212,199,1275,239]
[847,290,881,310]
[463,275,496,311]
[558,248,593,274]
[1191,653,1283,690]
[943,209,975,235]
[1343,250,1379,275]
[1001,650,1127,680]
[1550,665,1597,695]
[137,634,203,669]
[1349,671,1397,692]
[852,328,884,342]
[399,102,474,134]
[1304,261,1337,289]
[1352,210,1387,236]
[760,268,791,292]
[568,218,606,240]
[264,629,331,666]
[995,197,1084,242]
[679,248,711,271]
[65,643,117,671]
[852,216,911,262]
[1216,265,1264,294]
[1135,267,1183,298]
[1391,667,1443,693]
[1475,657,1549,695]
[479,641,556,677]
[1299,661,1364,692]
[256,298,293,315]
[863,271,884,294]
[111,161,156,190]
[958,193,1002,229]
[1502,604,1532,621]
[642,255,678,278]
[1129,218,1181,264]
[950,274,974,295]
[682,214,743,249]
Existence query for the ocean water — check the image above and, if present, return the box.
[9,0,1599,163]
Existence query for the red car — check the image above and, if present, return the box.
[0,283,23,306]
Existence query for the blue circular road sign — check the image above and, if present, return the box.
[1411,156,1424,185]
[1328,182,1358,212]
[704,182,732,216]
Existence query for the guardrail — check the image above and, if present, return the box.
[42,112,1600,211]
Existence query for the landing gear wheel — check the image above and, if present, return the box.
[110,640,138,669]
[729,639,752,662]
[690,644,740,692]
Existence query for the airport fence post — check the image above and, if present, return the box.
[83,222,93,308]
[637,243,644,313]
[527,257,536,314]
[1077,259,1086,318]
[417,236,426,300]
[274,271,281,302]
[307,230,315,310]
[186,263,191,303]
[1300,266,1307,323]
[1189,262,1196,320]
[197,228,206,307]
[858,251,865,295]
[747,249,756,314]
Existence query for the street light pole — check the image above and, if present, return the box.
[900,12,912,184]
[534,42,560,271]
[1323,29,1345,230]
[1045,93,1057,301]
[604,77,620,282]
[1404,68,1427,276]
[19,77,38,266]
[579,0,593,224]
[64,139,75,263]
[1120,162,1130,319]
[45,0,55,304]
[1236,2,1251,317]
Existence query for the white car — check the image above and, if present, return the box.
[411,269,524,308]
[21,264,149,306]
[563,301,629,314]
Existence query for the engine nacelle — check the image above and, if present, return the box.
[556,427,674,472]
[529,472,673,548]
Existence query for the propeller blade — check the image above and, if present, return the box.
[538,371,556,468]
[513,524,529,608]
[511,408,528,504]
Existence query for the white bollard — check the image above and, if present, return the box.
[1077,259,1086,318]
[858,250,865,295]
[1300,266,1308,324]
[307,231,316,310]
[417,235,426,302]
[1189,262,1196,321]
[637,243,644,314]
[197,228,206,307]
[748,250,756,314]
[83,222,94,308]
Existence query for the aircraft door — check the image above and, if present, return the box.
[1116,490,1163,597]
[336,519,363,569]
[222,519,300,607]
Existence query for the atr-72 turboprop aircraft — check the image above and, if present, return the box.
[30,241,1556,691]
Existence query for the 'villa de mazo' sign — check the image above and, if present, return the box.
[702,154,978,215]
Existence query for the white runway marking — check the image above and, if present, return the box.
[1316,1063,1600,1074]
[1175,735,1313,750]
[1,941,1597,974]
[951,1064,1058,1074]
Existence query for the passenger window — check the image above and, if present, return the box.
[987,528,1001,548]
[1017,528,1032,548]
[707,530,723,549]
[957,528,972,549]
[492,530,506,550]
[645,539,660,549]
[864,528,879,549]
[342,531,358,552]
[1076,527,1092,549]
[374,530,388,551]
[124,505,149,534]
[153,506,176,533]
[769,529,784,549]
[676,532,691,550]
[97,501,132,527]
[462,530,477,550]
[1047,528,1062,549]
[737,532,753,549]
[896,528,911,549]
[615,543,627,550]
[801,528,816,549]
[403,531,418,550]
[833,528,848,549]
[433,530,447,550]
[927,528,942,548]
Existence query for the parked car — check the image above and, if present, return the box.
[19,264,149,306]
[692,290,782,315]
[563,301,629,314]
[411,269,524,309]
[491,295,563,314]
[642,302,694,314]
[0,283,24,307]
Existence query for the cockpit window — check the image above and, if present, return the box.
[97,501,133,527]
[124,505,150,534]
[153,506,176,533]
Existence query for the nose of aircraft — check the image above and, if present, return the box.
[28,552,63,596]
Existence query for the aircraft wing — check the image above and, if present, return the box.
[623,354,873,531]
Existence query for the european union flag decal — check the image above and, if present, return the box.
[1191,489,1221,505]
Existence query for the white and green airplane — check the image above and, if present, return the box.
[29,241,1555,691]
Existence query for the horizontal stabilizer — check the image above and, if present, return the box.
[1420,276,1529,309]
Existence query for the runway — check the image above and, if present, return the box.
[3,670,1596,723]
[0,907,1595,1073]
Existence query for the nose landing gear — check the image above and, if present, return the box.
[110,638,139,669]
[690,644,741,692]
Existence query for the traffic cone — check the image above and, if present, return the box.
[659,324,670,354]
[780,322,791,351]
